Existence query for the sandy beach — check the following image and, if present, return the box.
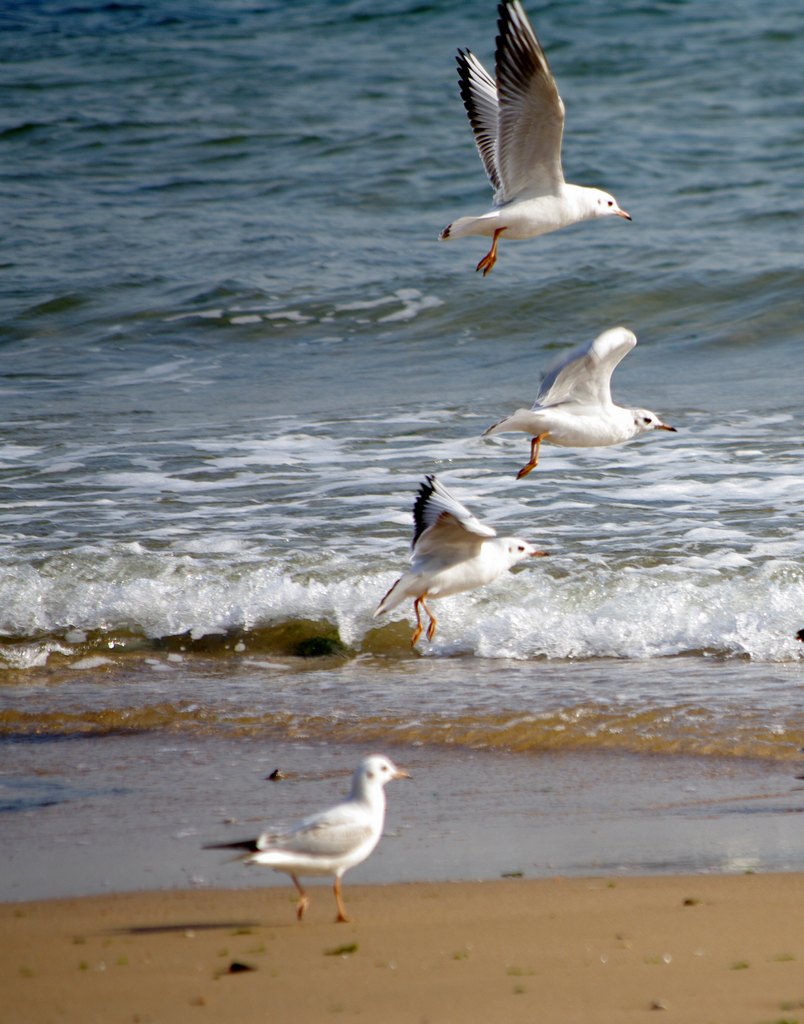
[3,874,802,1024]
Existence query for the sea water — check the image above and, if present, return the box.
[1,0,802,897]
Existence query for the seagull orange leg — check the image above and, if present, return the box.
[291,873,309,922]
[411,598,425,647]
[333,876,350,923]
[476,227,507,276]
[516,433,548,479]
[421,596,438,641]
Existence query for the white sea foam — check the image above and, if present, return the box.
[1,393,801,672]
[264,310,314,324]
[68,656,114,670]
[377,293,443,323]
[1,545,800,668]
[335,288,442,321]
[0,444,41,461]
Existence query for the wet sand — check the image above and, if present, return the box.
[3,874,803,1023]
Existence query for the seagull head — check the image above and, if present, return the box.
[504,538,548,568]
[354,755,411,793]
[632,408,676,435]
[590,188,631,221]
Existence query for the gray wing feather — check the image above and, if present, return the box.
[411,476,495,562]
[535,328,637,409]
[495,0,565,200]
[457,49,503,199]
[257,803,373,858]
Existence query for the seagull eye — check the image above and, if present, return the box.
[517,545,525,552]
[642,417,652,424]
[608,200,614,207]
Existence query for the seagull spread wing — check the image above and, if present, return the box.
[495,0,565,200]
[535,328,637,409]
[457,49,503,199]
[411,475,495,561]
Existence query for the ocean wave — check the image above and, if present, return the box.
[0,555,801,670]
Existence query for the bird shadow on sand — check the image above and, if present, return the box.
[108,920,261,936]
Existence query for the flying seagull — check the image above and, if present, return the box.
[440,1,630,275]
[374,475,547,645]
[484,326,675,478]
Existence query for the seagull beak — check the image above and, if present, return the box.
[530,550,549,557]
[617,208,632,221]
[393,768,412,781]
[656,423,676,432]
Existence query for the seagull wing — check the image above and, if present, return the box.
[411,475,495,562]
[495,0,565,200]
[257,801,373,859]
[457,49,503,199]
[535,328,637,409]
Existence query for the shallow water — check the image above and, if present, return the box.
[1,656,802,763]
[2,734,802,902]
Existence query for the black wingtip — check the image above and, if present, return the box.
[496,1,513,37]
[415,474,437,504]
[411,475,438,548]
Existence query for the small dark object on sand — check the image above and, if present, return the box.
[228,961,256,974]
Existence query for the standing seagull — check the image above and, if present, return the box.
[484,326,676,478]
[206,754,409,923]
[374,475,547,645]
[439,1,630,275]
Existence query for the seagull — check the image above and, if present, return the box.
[439,0,630,275]
[484,326,676,478]
[205,754,410,923]
[374,475,547,645]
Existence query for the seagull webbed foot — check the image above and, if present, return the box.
[475,227,506,276]
[516,433,547,479]
[291,874,309,922]
[411,595,437,644]
[420,595,437,641]
[334,877,350,923]
[411,597,425,646]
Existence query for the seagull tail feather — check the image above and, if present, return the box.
[483,415,516,437]
[483,409,538,437]
[374,576,405,617]
[439,215,493,241]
